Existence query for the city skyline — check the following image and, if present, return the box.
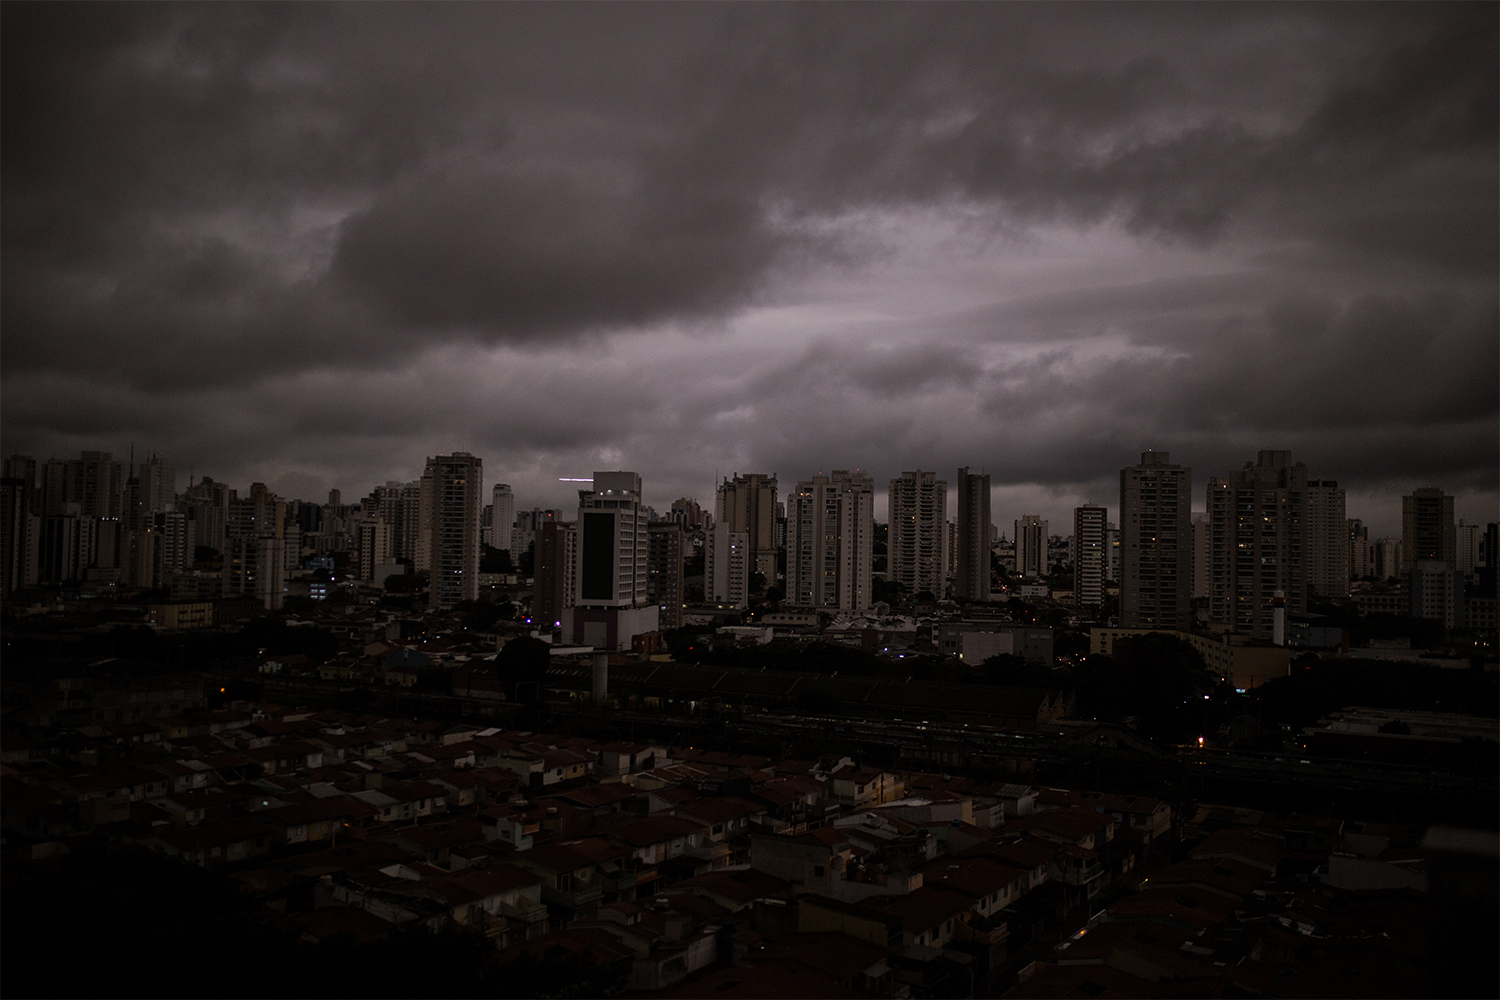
[3,4,1496,538]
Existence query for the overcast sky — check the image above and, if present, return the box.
[4,2,1495,536]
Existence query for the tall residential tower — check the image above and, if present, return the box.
[425,453,483,610]
[954,468,992,601]
[785,470,875,611]
[1119,451,1192,629]
[888,470,947,599]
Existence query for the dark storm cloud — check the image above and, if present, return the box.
[1,2,1495,530]
[328,172,778,338]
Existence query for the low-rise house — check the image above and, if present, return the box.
[596,742,662,778]
[834,810,939,872]
[1036,787,1173,846]
[749,829,852,896]
[920,855,1026,921]
[673,796,765,866]
[407,742,477,769]
[244,740,324,776]
[511,837,638,919]
[49,767,170,804]
[157,787,235,827]
[420,863,549,943]
[828,765,905,809]
[146,816,273,867]
[351,780,446,825]
[380,818,484,867]
[870,884,974,950]
[544,782,636,819]
[660,867,793,914]
[971,836,1056,894]
[1010,806,1115,852]
[480,803,541,850]
[1189,827,1287,875]
[261,796,378,847]
[605,815,708,870]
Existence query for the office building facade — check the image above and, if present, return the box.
[567,471,657,650]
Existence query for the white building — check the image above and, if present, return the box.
[715,473,778,585]
[565,471,658,650]
[1014,515,1048,580]
[1072,504,1108,609]
[489,483,515,555]
[705,522,749,608]
[888,470,947,599]
[425,453,482,610]
[785,470,874,611]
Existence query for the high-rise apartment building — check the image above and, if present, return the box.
[1456,520,1481,578]
[38,509,94,585]
[1373,537,1403,581]
[370,480,423,564]
[534,521,577,629]
[152,510,192,585]
[1305,480,1348,601]
[567,471,657,649]
[1410,560,1463,628]
[1206,451,1342,639]
[425,453,482,611]
[715,474,778,586]
[1014,515,1048,580]
[1,477,39,594]
[5,456,39,515]
[705,522,750,608]
[1072,504,1108,609]
[1191,513,1212,603]
[490,484,515,555]
[785,470,875,611]
[954,468,992,601]
[134,454,176,530]
[1348,519,1371,580]
[1403,488,1456,572]
[512,508,563,558]
[356,517,394,584]
[647,521,684,630]
[1120,450,1192,629]
[888,470,947,598]
[41,451,123,519]
[225,490,287,609]
[669,498,707,531]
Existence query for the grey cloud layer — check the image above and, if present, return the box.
[2,2,1495,529]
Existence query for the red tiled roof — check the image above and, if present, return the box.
[870,885,972,934]
[919,856,1026,898]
